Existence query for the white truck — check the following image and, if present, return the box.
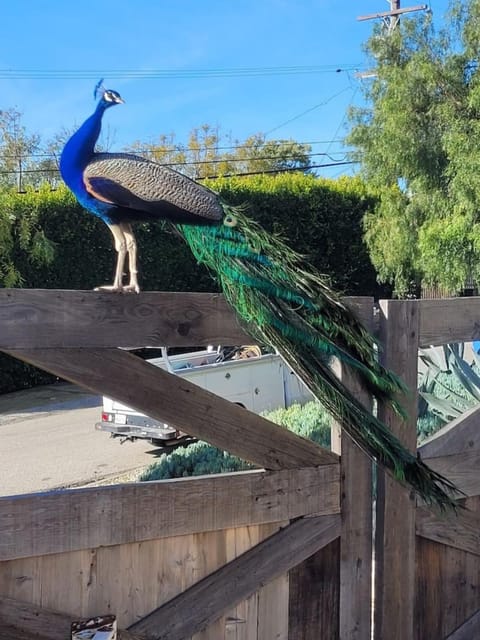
[95,346,313,449]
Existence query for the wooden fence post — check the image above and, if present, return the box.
[289,298,373,640]
[331,298,373,640]
[374,299,419,640]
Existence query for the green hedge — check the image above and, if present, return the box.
[0,174,384,393]
[212,173,384,295]
[139,401,331,481]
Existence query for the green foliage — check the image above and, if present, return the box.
[0,185,59,287]
[139,442,254,480]
[0,109,42,190]
[260,401,331,448]
[128,125,312,179]
[363,186,420,297]
[348,1,480,295]
[0,173,381,392]
[139,401,331,481]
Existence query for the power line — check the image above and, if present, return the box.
[170,152,348,166]
[324,87,359,159]
[0,150,349,175]
[199,161,356,180]
[0,65,365,80]
[0,140,348,159]
[0,160,356,183]
[265,86,355,136]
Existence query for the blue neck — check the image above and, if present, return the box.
[60,101,107,191]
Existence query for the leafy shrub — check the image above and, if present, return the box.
[140,442,254,480]
[261,400,331,449]
[139,401,331,481]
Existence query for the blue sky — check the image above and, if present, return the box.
[1,0,450,178]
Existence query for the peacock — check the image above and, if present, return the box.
[60,81,459,509]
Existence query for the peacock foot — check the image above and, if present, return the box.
[123,282,141,293]
[94,284,140,294]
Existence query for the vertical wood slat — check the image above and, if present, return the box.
[331,298,373,640]
[288,539,340,640]
[288,298,373,640]
[191,530,228,640]
[415,496,480,640]
[374,300,419,640]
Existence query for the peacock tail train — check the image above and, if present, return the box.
[176,206,460,510]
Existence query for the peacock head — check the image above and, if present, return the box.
[94,79,125,109]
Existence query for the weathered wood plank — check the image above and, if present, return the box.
[224,526,262,640]
[191,530,228,640]
[0,623,43,640]
[288,539,340,640]
[446,609,480,640]
[255,522,289,640]
[331,300,373,640]
[424,450,480,497]
[128,514,341,640]
[0,596,140,640]
[418,297,480,347]
[0,525,282,635]
[419,404,480,459]
[415,496,480,640]
[0,290,371,349]
[375,300,418,640]
[0,465,339,561]
[0,289,249,348]
[416,505,480,556]
[5,347,337,471]
[414,536,444,640]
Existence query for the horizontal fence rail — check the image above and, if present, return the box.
[0,466,340,561]
[418,297,480,346]
[0,289,249,348]
[0,289,372,349]
[2,290,480,349]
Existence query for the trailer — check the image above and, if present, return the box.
[95,346,313,448]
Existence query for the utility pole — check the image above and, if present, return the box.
[358,2,428,35]
[355,1,429,78]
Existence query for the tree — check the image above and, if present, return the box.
[128,125,312,179]
[0,110,118,192]
[347,1,480,297]
[0,108,41,191]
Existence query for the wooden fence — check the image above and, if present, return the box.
[0,290,479,639]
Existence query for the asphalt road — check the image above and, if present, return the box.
[0,383,161,496]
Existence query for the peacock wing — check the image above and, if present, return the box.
[83,152,224,223]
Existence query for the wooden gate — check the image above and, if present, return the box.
[0,290,479,639]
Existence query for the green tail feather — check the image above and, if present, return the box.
[175,206,461,510]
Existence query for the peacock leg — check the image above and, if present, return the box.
[94,224,127,292]
[120,222,140,293]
